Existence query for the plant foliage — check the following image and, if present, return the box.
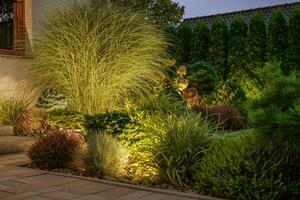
[27,1,168,114]
[84,131,128,176]
[209,17,228,79]
[190,20,210,63]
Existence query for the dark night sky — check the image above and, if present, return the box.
[173,0,300,18]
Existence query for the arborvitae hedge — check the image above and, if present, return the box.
[288,8,300,72]
[164,24,180,60]
[247,12,267,70]
[177,22,193,64]
[209,17,228,80]
[228,15,248,75]
[190,20,210,63]
[268,9,288,73]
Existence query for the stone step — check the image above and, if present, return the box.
[0,136,34,155]
[0,125,14,136]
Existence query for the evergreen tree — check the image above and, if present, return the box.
[288,8,300,72]
[190,20,210,63]
[247,12,267,70]
[164,25,180,60]
[228,15,248,75]
[209,17,228,80]
[177,22,193,64]
[267,9,288,73]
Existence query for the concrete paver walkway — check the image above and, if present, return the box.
[0,154,216,200]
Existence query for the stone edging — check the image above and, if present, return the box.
[42,170,226,200]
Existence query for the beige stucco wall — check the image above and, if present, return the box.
[0,0,69,98]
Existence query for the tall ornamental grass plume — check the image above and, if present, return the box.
[27,1,169,115]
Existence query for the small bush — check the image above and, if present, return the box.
[47,110,85,131]
[84,131,128,177]
[133,94,188,116]
[36,89,67,111]
[212,80,246,106]
[186,61,219,95]
[84,111,135,134]
[27,127,82,169]
[141,114,213,187]
[195,134,298,200]
[194,104,243,130]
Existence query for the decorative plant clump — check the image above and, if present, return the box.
[47,110,85,131]
[140,114,213,187]
[28,2,168,114]
[194,104,243,131]
[27,127,83,170]
[186,61,219,95]
[84,131,128,177]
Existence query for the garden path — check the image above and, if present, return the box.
[0,153,220,200]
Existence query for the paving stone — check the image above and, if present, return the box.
[120,190,152,200]
[140,193,195,200]
[73,194,108,200]
[1,191,40,200]
[42,191,80,200]
[60,181,114,195]
[94,187,136,198]
[24,196,53,200]
[16,174,77,185]
[0,190,12,198]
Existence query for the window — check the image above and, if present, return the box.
[0,0,24,55]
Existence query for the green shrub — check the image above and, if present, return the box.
[27,2,168,114]
[177,22,193,64]
[36,89,67,111]
[228,15,248,75]
[140,114,213,187]
[195,134,298,200]
[247,63,300,176]
[84,131,128,177]
[288,8,300,72]
[190,20,210,63]
[132,94,188,116]
[268,9,288,73]
[230,70,262,100]
[186,61,219,95]
[84,111,136,134]
[47,110,85,131]
[27,127,82,169]
[212,80,246,105]
[209,17,228,79]
[247,12,267,70]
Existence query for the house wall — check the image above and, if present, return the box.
[0,0,69,98]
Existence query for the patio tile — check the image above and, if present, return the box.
[24,196,53,200]
[60,181,114,195]
[94,187,136,198]
[120,190,152,199]
[1,191,40,200]
[41,191,80,200]
[73,194,108,200]
[0,190,12,198]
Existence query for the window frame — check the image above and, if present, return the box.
[0,0,25,55]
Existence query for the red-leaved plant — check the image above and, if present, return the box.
[27,126,83,170]
[194,104,243,130]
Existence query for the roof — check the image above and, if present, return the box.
[184,2,300,27]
